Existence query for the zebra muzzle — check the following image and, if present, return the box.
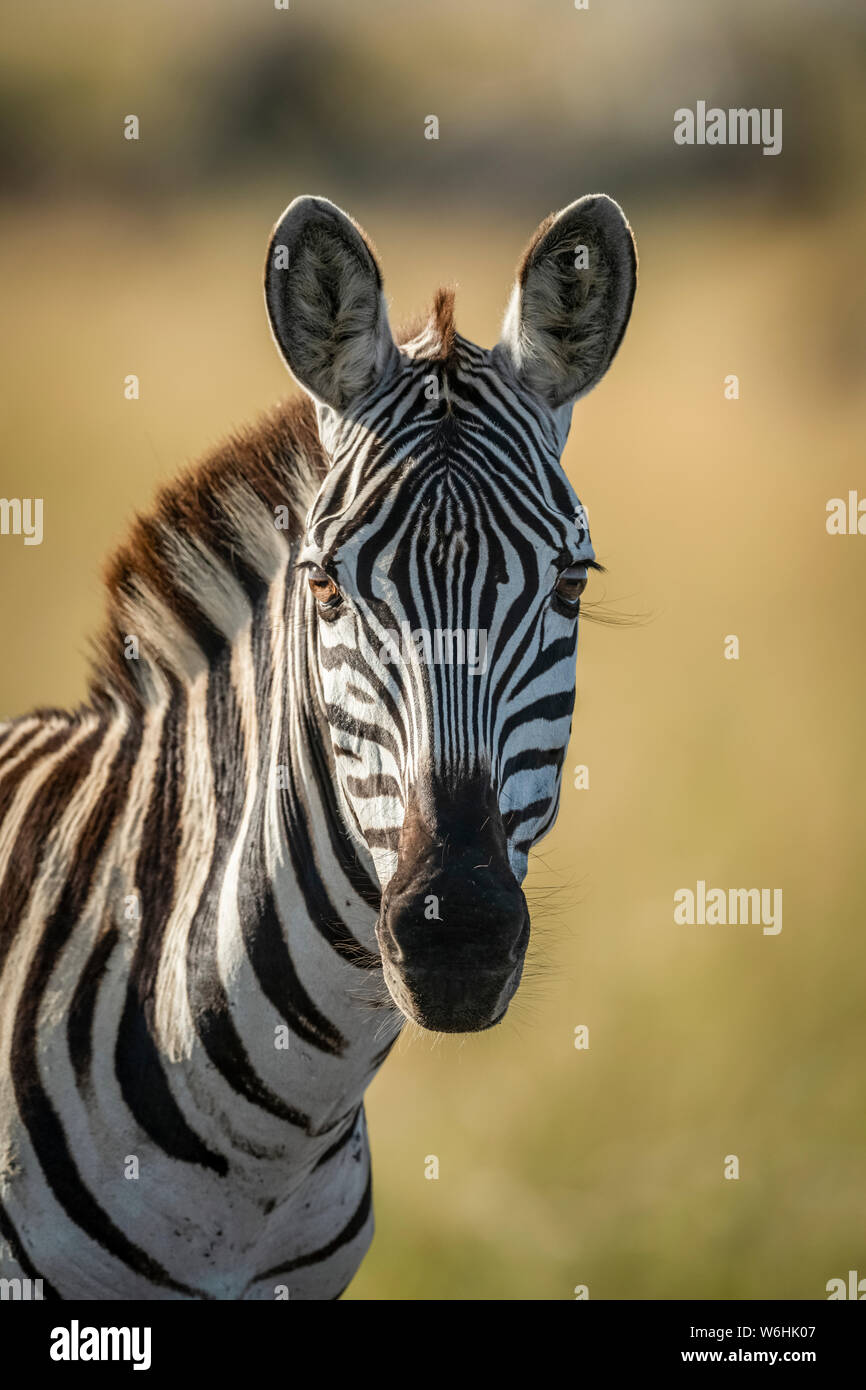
[376,780,530,1032]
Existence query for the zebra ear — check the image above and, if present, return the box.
[494,194,636,410]
[264,196,399,413]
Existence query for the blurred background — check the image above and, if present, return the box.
[1,0,864,1298]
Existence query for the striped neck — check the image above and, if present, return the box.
[83,398,399,1154]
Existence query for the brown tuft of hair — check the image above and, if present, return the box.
[430,287,457,360]
[397,287,458,365]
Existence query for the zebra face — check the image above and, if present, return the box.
[266,195,636,1031]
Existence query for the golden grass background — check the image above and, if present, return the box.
[1,0,864,1299]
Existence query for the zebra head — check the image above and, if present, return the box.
[265,196,636,1033]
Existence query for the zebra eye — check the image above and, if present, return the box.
[307,569,341,608]
[554,566,587,607]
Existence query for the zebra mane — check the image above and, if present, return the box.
[88,296,457,714]
[89,396,326,712]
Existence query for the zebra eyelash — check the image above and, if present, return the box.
[565,557,605,574]
[550,558,604,615]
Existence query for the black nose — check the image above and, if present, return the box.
[381,862,527,970]
[377,776,530,1032]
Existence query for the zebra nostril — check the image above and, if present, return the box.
[376,904,405,963]
[508,909,531,964]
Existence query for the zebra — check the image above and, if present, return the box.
[0,193,636,1300]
